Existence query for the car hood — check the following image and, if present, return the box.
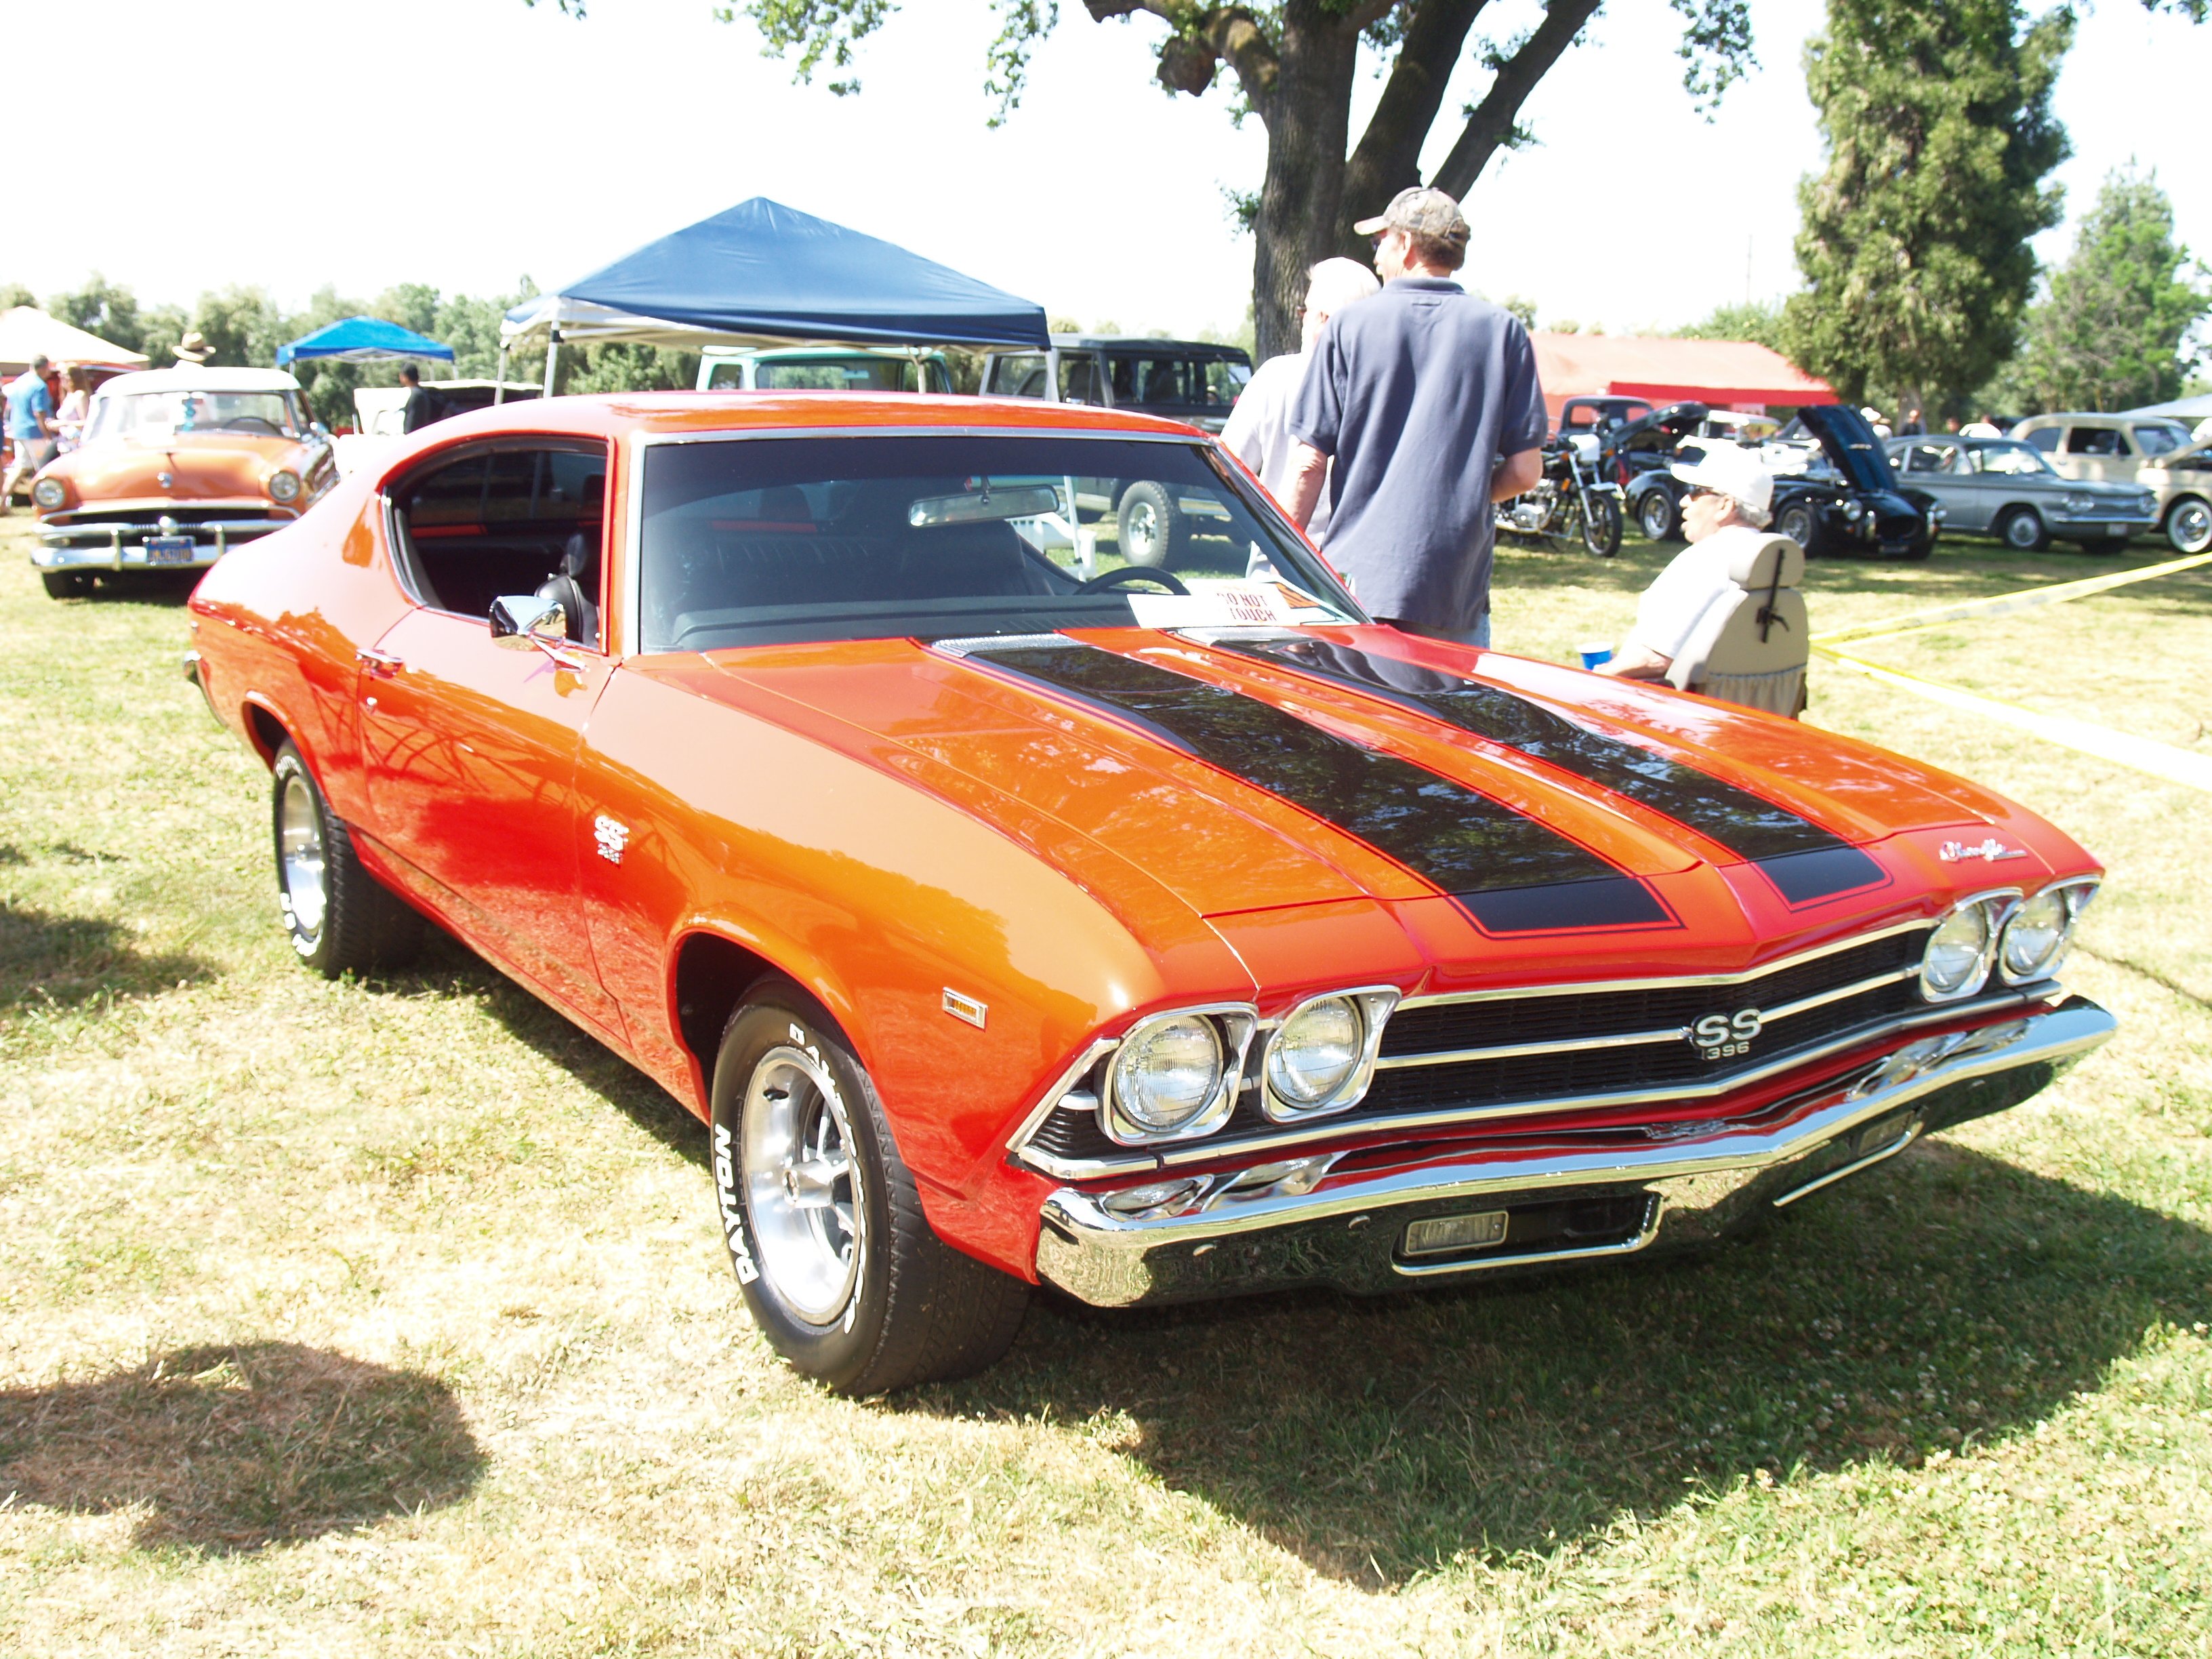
[655,628,2081,968]
[1612,401,1709,449]
[46,430,317,504]
[1796,405,1903,494]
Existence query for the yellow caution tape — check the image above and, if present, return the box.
[1814,645,2212,796]
[1813,548,2212,647]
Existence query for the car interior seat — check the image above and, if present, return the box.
[1665,532,1809,718]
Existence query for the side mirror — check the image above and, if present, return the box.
[489,593,567,650]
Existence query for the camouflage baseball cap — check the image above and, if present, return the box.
[1353,186,1469,249]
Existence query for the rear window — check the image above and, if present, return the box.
[1105,353,1248,409]
[636,434,1357,652]
[2022,426,2060,452]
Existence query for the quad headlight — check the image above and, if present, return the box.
[266,468,302,504]
[1919,892,2013,1003]
[31,476,66,511]
[1261,987,1401,1121]
[1998,879,2095,985]
[1101,1006,1254,1145]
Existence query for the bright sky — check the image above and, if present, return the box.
[9,0,2205,341]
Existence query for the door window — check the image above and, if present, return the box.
[1057,355,1104,405]
[987,354,1049,398]
[1899,443,1957,473]
[391,443,609,644]
[2064,427,2123,455]
[2022,426,2060,453]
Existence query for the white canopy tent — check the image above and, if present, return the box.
[0,306,149,376]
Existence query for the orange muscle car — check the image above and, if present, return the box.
[185,392,2114,1394]
[32,367,336,598]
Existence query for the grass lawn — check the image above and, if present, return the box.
[1,516,2207,1656]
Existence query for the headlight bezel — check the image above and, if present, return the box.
[266,468,303,504]
[1997,877,2097,987]
[1097,1003,1256,1147]
[1918,888,2019,1004]
[1260,986,1402,1122]
[30,475,66,511]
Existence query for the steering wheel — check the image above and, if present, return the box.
[224,415,285,435]
[1075,566,1189,596]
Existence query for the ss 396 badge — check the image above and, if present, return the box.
[1689,1007,1763,1061]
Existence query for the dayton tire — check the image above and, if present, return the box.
[709,983,1029,1394]
[270,741,424,978]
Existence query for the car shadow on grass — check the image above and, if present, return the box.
[0,895,216,1011]
[909,1139,2211,1586]
[0,1341,485,1553]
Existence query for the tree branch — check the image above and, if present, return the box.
[1086,1,1282,119]
[1342,0,1490,234]
[1428,0,1600,199]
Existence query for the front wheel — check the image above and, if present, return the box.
[1775,501,1819,552]
[1115,480,1185,569]
[1584,492,1623,557]
[1996,506,2051,553]
[2165,497,2212,554]
[1637,489,1680,543]
[270,742,423,977]
[710,985,1029,1394]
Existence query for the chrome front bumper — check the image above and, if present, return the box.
[1035,996,2113,1307]
[34,518,286,572]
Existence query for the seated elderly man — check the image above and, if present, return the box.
[1598,443,1783,684]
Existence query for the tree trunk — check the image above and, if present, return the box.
[1337,0,1490,261]
[1250,2,1363,360]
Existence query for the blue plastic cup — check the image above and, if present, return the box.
[1578,640,1614,670]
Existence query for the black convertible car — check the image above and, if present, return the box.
[1625,404,1941,559]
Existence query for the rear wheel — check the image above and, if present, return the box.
[1637,488,1679,543]
[2165,497,2212,554]
[40,570,91,600]
[271,742,424,978]
[1584,492,1623,557]
[1115,480,1185,568]
[710,984,1030,1394]
[1996,506,2050,552]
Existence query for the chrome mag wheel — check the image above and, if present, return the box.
[277,769,329,948]
[742,1044,865,1326]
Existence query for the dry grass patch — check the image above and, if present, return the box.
[1,523,2208,1655]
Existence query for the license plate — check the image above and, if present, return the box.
[144,535,197,566]
[1401,1209,1509,1256]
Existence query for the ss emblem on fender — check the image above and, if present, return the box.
[1689,1007,1763,1061]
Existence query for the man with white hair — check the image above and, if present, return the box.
[1598,443,1783,684]
[1221,256,1380,544]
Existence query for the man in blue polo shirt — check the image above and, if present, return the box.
[3,354,57,512]
[1282,187,1547,648]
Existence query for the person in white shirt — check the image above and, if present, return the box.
[1598,442,1782,683]
[1959,415,2003,438]
[1221,257,1380,548]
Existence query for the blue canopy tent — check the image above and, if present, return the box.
[499,198,1048,396]
[276,316,456,368]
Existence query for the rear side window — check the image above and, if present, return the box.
[704,362,745,390]
[2064,427,2123,455]
[2022,426,2060,452]
[1058,355,1104,405]
[1899,443,1956,473]
[391,443,609,641]
[987,354,1048,398]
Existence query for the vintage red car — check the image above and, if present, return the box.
[185,392,2115,1394]
[32,367,336,598]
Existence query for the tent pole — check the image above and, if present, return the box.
[543,329,561,398]
[495,344,509,405]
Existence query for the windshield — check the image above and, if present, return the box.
[2133,422,2190,455]
[1105,354,1250,408]
[1970,441,2056,477]
[638,434,1358,651]
[87,390,304,443]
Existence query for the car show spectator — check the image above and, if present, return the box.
[1220,255,1378,548]
[399,364,447,434]
[54,367,92,453]
[1280,185,1546,648]
[1860,405,1893,438]
[2,354,58,510]
[1960,415,2003,438]
[1898,407,1925,435]
[1597,441,1781,684]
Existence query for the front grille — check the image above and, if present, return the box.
[1022,925,1933,1170]
[52,509,285,531]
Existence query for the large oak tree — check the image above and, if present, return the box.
[716,1,1759,356]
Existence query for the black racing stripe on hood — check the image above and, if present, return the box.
[961,640,1674,934]
[1211,636,1889,907]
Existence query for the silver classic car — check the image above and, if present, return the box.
[1885,436,2159,552]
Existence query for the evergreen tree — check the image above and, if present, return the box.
[1781,0,2072,410]
[2011,167,2209,411]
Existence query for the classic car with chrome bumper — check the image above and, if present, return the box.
[36,508,294,573]
[1036,994,2110,1305]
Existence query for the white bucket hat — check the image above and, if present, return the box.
[1670,441,1775,516]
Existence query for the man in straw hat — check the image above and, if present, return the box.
[172,331,213,367]
[1278,184,1547,648]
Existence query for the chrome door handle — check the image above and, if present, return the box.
[357,648,405,677]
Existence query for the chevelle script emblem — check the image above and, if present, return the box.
[1940,838,2027,863]
[1689,1008,1763,1061]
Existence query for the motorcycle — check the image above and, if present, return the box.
[1495,431,1624,557]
